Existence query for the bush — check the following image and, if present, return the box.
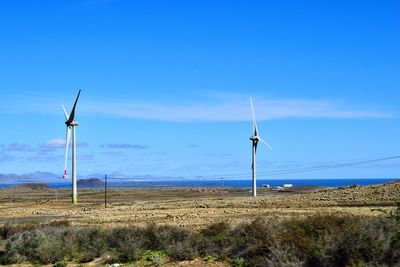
[152,225,197,260]
[2,230,63,264]
[0,224,15,240]
[49,220,71,227]
[279,214,352,263]
[277,214,396,267]
[0,213,399,266]
[53,260,67,267]
[228,218,278,265]
[0,221,41,240]
[139,250,169,264]
[76,227,107,262]
[107,226,145,262]
[196,221,232,258]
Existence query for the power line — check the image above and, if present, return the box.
[202,155,400,179]
[104,155,400,180]
[229,155,400,178]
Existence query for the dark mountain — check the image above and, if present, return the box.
[0,171,190,184]
[19,171,60,182]
[0,171,61,183]
[77,178,104,187]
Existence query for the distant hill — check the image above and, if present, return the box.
[0,172,272,184]
[77,178,104,187]
[0,173,20,182]
[0,171,61,184]
[17,183,49,189]
[86,172,130,179]
[0,171,247,184]
[0,172,130,184]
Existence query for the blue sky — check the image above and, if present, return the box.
[0,0,399,179]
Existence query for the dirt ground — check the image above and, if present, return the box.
[0,181,399,229]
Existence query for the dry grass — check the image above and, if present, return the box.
[0,181,399,228]
[0,182,399,266]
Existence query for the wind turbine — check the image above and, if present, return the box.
[249,97,271,197]
[62,89,81,204]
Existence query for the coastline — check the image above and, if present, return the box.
[0,177,397,189]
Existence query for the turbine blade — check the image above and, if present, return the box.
[250,96,258,136]
[62,105,69,121]
[259,137,272,150]
[66,89,81,124]
[64,127,71,178]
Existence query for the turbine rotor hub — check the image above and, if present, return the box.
[249,135,259,141]
[67,120,79,126]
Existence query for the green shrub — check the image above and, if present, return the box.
[2,230,63,264]
[53,260,67,267]
[196,221,232,258]
[279,214,352,263]
[167,239,197,261]
[0,213,399,266]
[152,225,197,260]
[107,226,145,262]
[231,257,245,267]
[0,221,41,240]
[76,228,107,262]
[138,250,169,265]
[278,214,395,267]
[0,224,15,240]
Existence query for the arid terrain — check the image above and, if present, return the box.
[1,181,399,229]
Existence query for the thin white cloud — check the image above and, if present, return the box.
[42,138,88,149]
[0,152,15,164]
[44,138,66,148]
[0,139,89,164]
[100,143,150,149]
[82,97,392,122]
[5,143,34,152]
[189,144,200,148]
[0,93,393,121]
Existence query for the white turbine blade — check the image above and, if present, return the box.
[64,127,71,178]
[250,96,258,135]
[258,137,272,150]
[62,105,69,121]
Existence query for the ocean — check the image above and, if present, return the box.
[0,178,397,188]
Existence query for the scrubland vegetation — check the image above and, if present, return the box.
[1,182,399,266]
[0,205,399,267]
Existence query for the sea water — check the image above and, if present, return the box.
[1,178,395,188]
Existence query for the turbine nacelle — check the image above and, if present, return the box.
[249,135,259,142]
[66,121,79,127]
[63,171,70,179]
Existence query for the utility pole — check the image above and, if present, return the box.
[104,174,107,208]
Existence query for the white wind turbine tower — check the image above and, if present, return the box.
[62,89,81,204]
[249,97,271,197]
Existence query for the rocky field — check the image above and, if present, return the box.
[0,180,399,228]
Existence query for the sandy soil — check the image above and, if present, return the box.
[0,181,399,229]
